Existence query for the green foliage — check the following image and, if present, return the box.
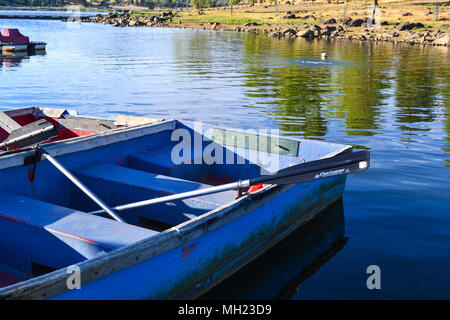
[189,0,208,13]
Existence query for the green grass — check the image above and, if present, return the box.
[172,15,264,25]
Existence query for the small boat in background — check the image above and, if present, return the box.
[0,29,46,54]
[0,107,369,299]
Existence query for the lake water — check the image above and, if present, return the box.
[1,17,449,299]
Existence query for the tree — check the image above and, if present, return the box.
[190,0,207,14]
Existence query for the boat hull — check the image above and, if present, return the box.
[55,177,346,299]
[0,112,351,299]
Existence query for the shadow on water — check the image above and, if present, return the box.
[200,199,346,300]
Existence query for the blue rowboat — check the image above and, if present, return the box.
[0,107,352,299]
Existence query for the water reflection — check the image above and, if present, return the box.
[237,35,450,151]
[242,36,332,138]
[201,199,346,299]
[0,50,45,69]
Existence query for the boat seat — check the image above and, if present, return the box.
[126,144,212,182]
[0,191,157,275]
[72,163,236,226]
[125,145,264,185]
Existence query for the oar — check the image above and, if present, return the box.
[88,150,370,216]
[0,112,124,223]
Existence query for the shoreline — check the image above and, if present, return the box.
[75,10,450,48]
[1,2,449,47]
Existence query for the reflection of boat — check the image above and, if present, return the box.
[0,50,45,68]
[0,107,359,299]
[0,29,46,54]
[201,199,346,299]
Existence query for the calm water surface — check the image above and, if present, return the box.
[1,18,449,299]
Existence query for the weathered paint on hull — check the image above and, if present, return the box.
[50,176,346,299]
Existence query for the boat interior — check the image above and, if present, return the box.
[0,108,347,289]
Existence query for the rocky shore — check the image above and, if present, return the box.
[70,11,450,47]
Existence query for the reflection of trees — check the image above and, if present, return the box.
[394,48,438,132]
[331,42,389,136]
[270,66,329,138]
[172,30,214,77]
[241,35,331,138]
[241,37,392,138]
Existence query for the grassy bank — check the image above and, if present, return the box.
[163,1,450,31]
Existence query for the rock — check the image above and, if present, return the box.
[283,14,297,19]
[302,15,316,20]
[161,11,173,17]
[397,22,425,31]
[339,17,352,25]
[271,31,282,37]
[297,29,315,38]
[348,18,365,27]
[244,22,258,27]
[322,18,337,24]
[321,29,332,37]
[325,26,337,33]
[330,31,340,38]
[433,34,450,46]
[402,12,413,16]
[282,28,297,36]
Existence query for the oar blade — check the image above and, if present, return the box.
[262,158,368,185]
[3,119,59,148]
[251,150,370,185]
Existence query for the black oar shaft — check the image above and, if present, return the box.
[250,150,369,185]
